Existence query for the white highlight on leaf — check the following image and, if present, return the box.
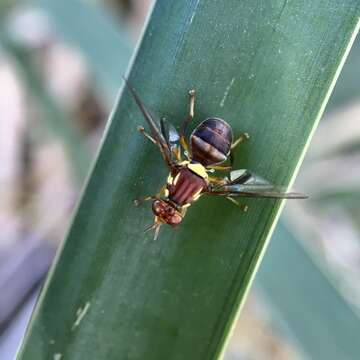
[189,12,196,25]
[220,77,235,107]
[71,301,91,331]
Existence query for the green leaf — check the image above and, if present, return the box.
[251,34,360,358]
[18,1,360,359]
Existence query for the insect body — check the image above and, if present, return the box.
[125,80,307,239]
[191,118,232,166]
[152,163,207,228]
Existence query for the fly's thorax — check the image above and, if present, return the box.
[166,164,207,207]
[190,117,233,166]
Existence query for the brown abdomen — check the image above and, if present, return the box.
[168,168,206,206]
[190,118,233,166]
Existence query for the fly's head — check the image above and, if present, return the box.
[152,199,182,227]
[145,199,182,240]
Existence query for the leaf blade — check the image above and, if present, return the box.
[18,1,360,359]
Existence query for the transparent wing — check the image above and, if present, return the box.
[210,169,308,199]
[210,185,308,199]
[160,118,183,162]
[123,79,174,169]
[228,169,270,186]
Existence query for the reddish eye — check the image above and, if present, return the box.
[152,200,164,216]
[168,213,182,226]
[151,200,182,227]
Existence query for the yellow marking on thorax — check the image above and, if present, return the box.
[181,188,203,209]
[187,163,208,180]
[167,174,173,184]
[192,188,203,202]
[173,173,181,185]
[178,160,190,166]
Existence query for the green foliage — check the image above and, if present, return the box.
[18,1,360,359]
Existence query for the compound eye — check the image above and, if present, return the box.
[152,200,164,216]
[168,212,182,226]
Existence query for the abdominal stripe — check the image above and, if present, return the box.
[192,135,227,162]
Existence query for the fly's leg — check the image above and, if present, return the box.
[180,89,196,159]
[207,164,232,172]
[180,205,189,217]
[230,132,250,167]
[173,147,182,162]
[208,176,228,186]
[137,126,157,144]
[134,196,157,206]
[226,197,248,212]
[184,89,195,131]
[180,138,191,161]
[134,185,168,206]
[231,132,250,150]
[139,184,168,240]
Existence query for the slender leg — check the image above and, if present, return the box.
[134,196,157,206]
[231,132,250,150]
[186,89,195,127]
[230,132,250,167]
[208,176,228,186]
[173,147,183,162]
[180,90,196,158]
[226,197,248,212]
[180,136,191,160]
[144,221,161,240]
[134,184,168,206]
[137,126,157,144]
[180,206,188,217]
[207,164,232,172]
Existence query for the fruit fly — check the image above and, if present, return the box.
[125,80,307,239]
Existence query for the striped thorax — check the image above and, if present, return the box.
[166,162,208,208]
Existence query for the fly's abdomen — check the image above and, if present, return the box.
[168,168,206,206]
[190,118,233,166]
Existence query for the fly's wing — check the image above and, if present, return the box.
[211,185,308,199]
[160,118,182,162]
[123,79,174,169]
[210,170,308,199]
[228,169,259,185]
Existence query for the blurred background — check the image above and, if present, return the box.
[0,1,359,359]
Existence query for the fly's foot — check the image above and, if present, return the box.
[137,126,156,144]
[134,196,156,207]
[226,197,248,212]
[231,132,250,150]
